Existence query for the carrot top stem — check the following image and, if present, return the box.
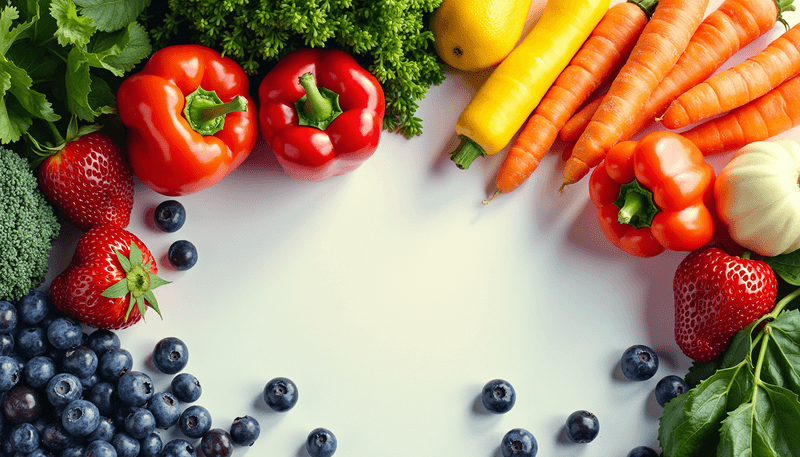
[629,0,659,18]
[450,135,486,169]
[775,0,797,29]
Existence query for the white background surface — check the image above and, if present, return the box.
[42,1,800,456]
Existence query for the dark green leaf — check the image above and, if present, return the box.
[658,362,754,457]
[86,22,150,76]
[765,249,800,286]
[5,44,59,83]
[762,310,800,394]
[50,0,97,47]
[100,277,129,299]
[686,321,758,387]
[64,47,113,121]
[718,383,800,457]
[74,0,150,32]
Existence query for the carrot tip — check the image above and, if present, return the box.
[482,189,501,205]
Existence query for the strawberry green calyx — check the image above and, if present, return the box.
[101,241,170,322]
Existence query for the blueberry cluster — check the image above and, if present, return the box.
[153,200,197,272]
[0,290,258,457]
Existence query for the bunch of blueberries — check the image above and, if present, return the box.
[484,344,689,457]
[0,290,259,457]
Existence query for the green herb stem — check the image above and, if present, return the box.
[750,327,771,405]
[769,285,800,318]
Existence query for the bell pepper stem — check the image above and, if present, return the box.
[450,136,486,169]
[294,73,343,130]
[617,191,646,225]
[184,87,248,136]
[298,73,332,122]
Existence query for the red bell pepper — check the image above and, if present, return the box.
[588,131,716,258]
[117,44,258,196]
[258,48,385,181]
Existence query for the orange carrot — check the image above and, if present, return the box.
[622,0,793,138]
[663,19,800,129]
[562,0,709,188]
[680,71,800,155]
[559,95,604,143]
[490,0,658,197]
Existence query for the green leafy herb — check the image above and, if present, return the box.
[0,0,152,145]
[144,0,445,138]
[659,281,800,457]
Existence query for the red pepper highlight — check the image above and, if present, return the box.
[258,48,386,182]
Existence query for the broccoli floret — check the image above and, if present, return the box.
[0,147,60,301]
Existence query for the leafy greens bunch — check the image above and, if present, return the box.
[658,251,800,457]
[0,0,152,145]
[145,0,445,138]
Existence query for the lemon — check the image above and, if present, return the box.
[430,0,533,72]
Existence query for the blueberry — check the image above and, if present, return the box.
[27,448,55,457]
[179,405,212,439]
[98,348,133,381]
[110,432,140,457]
[481,379,516,414]
[229,415,260,446]
[2,385,42,424]
[61,444,88,457]
[200,428,233,457]
[62,399,101,437]
[263,377,298,412]
[47,318,83,350]
[152,337,189,374]
[167,241,198,271]
[117,371,154,406]
[16,326,49,358]
[500,428,538,457]
[124,407,156,439]
[62,346,99,380]
[140,432,163,457]
[45,373,83,409]
[85,329,121,356]
[88,382,121,416]
[565,410,600,443]
[654,375,690,407]
[170,373,201,403]
[80,372,101,392]
[146,391,181,428]
[0,355,21,391]
[41,422,75,451]
[85,440,116,457]
[0,332,14,356]
[0,300,17,333]
[17,290,50,326]
[10,422,39,453]
[627,446,659,457]
[160,439,197,457]
[85,416,116,443]
[24,356,57,388]
[620,345,659,381]
[306,428,337,457]
[154,200,187,233]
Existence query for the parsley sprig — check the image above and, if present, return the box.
[658,250,800,456]
[144,0,445,138]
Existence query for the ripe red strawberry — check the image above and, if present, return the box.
[37,131,134,231]
[51,227,169,330]
[673,246,777,362]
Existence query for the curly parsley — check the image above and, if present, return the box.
[144,0,445,138]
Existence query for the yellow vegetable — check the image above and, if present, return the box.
[430,0,534,73]
[449,0,610,169]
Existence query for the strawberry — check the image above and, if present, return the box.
[51,227,169,330]
[37,129,134,231]
[673,246,777,362]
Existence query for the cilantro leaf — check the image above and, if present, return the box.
[86,22,150,76]
[0,71,28,143]
[718,383,800,457]
[0,5,35,54]
[50,0,96,47]
[658,363,754,457]
[762,310,800,394]
[74,0,150,32]
[5,44,59,83]
[65,47,113,121]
